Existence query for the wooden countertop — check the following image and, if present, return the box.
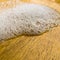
[0,0,60,60]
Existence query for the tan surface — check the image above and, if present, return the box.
[0,0,60,60]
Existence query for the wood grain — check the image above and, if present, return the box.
[0,0,60,60]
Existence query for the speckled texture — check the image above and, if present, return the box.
[0,3,60,40]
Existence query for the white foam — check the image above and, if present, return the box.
[0,3,60,40]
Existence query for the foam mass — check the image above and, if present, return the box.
[0,3,60,40]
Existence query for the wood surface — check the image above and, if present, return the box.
[0,0,60,60]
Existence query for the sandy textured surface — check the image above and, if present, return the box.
[0,0,60,60]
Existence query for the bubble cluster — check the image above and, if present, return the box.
[0,3,60,40]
